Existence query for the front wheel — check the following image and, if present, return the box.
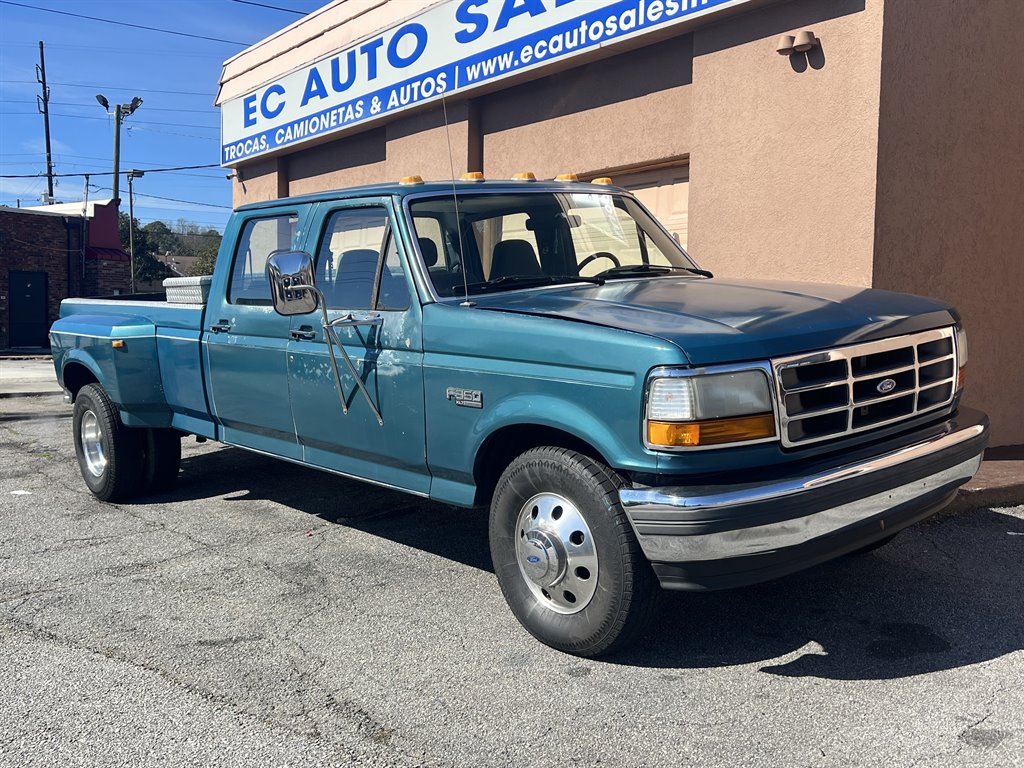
[72,384,142,502]
[489,447,659,657]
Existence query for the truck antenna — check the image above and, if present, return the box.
[441,93,473,307]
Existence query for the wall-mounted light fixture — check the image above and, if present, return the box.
[793,30,819,52]
[776,35,795,55]
[777,30,819,55]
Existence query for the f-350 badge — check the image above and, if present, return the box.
[446,387,483,409]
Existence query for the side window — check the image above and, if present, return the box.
[229,214,299,305]
[316,207,410,310]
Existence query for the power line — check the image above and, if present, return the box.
[0,40,226,58]
[231,0,307,14]
[1,99,218,114]
[0,1,249,45]
[1,80,215,97]
[3,111,219,130]
[133,191,232,209]
[1,163,222,178]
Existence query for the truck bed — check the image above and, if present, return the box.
[51,298,215,437]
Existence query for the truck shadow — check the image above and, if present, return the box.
[160,446,1024,681]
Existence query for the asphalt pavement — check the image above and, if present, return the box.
[1,390,1022,767]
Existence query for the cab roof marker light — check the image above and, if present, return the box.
[554,173,579,181]
[399,175,424,185]
[511,172,536,181]
[460,172,485,182]
[592,177,614,185]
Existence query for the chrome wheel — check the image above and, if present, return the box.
[515,492,598,614]
[79,409,107,478]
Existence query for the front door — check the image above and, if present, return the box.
[9,271,48,348]
[287,198,429,493]
[205,209,305,459]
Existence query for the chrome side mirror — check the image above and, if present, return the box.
[266,250,319,316]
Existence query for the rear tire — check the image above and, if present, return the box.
[72,384,142,502]
[489,447,659,657]
[142,428,181,493]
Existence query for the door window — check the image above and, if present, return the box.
[316,207,409,310]
[228,214,299,305]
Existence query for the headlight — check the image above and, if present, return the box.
[645,368,776,449]
[955,324,968,390]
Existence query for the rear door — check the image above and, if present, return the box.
[9,271,48,348]
[205,208,306,458]
[287,197,429,493]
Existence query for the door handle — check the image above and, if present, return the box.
[289,327,316,341]
[209,321,232,334]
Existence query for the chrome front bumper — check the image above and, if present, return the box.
[618,408,989,590]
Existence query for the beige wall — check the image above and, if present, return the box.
[872,0,1024,446]
[479,37,694,180]
[231,156,284,208]
[688,0,882,287]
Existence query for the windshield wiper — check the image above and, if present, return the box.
[596,264,713,279]
[462,274,606,293]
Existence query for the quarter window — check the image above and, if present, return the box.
[229,214,299,305]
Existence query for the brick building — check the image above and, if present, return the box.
[0,199,130,349]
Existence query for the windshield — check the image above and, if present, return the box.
[408,191,700,298]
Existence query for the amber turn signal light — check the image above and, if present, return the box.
[647,413,776,447]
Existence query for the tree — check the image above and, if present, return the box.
[188,239,220,276]
[119,212,171,286]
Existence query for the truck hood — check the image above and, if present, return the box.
[471,277,956,365]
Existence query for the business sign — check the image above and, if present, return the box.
[221,0,755,165]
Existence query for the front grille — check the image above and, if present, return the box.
[773,327,957,448]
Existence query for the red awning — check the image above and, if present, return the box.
[85,246,130,262]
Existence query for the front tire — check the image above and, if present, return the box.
[72,384,142,502]
[489,447,659,657]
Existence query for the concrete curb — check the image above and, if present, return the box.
[945,485,1024,516]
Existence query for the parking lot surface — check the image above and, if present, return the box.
[1,393,1022,767]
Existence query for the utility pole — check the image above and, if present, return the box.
[126,169,144,294]
[95,95,142,205]
[35,41,54,202]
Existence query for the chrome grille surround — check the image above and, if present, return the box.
[772,327,958,448]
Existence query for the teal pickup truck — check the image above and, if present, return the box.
[51,177,988,656]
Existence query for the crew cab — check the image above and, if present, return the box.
[50,176,989,656]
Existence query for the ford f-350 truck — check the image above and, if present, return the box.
[50,177,989,656]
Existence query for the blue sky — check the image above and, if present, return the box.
[1,0,322,231]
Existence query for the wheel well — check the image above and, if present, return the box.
[63,362,99,399]
[472,424,611,506]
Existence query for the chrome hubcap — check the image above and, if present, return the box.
[80,410,107,478]
[515,493,598,614]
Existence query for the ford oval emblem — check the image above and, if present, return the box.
[877,378,897,394]
[526,555,541,564]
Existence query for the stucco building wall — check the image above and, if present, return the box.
[872,0,1024,446]
[688,0,882,287]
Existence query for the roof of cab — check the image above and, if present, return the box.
[233,179,627,212]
